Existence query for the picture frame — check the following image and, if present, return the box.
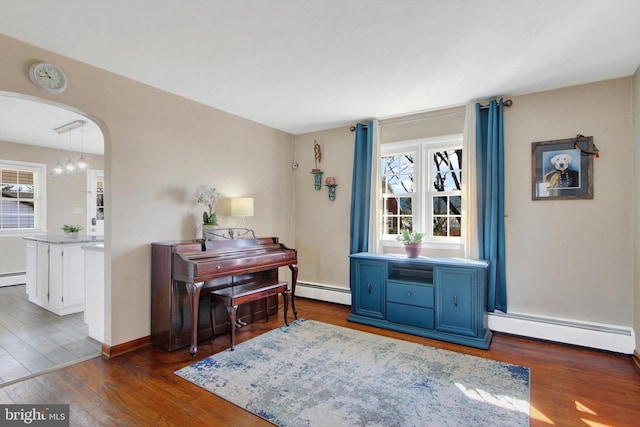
[531,136,594,200]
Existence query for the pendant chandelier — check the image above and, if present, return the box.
[51,120,90,178]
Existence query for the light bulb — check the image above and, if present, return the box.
[77,155,89,170]
[64,158,76,172]
[52,161,64,175]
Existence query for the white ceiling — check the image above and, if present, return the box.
[0,95,105,155]
[1,0,639,148]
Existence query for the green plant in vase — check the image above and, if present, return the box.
[61,224,83,239]
[61,224,83,233]
[397,229,425,258]
[202,211,217,226]
[194,185,219,240]
[396,229,425,244]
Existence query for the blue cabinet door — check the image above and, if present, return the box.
[435,267,478,337]
[352,259,385,319]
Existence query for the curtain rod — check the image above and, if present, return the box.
[479,99,513,109]
[350,123,368,131]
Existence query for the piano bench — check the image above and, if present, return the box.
[209,281,289,351]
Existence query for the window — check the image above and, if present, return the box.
[430,147,462,238]
[0,160,46,236]
[381,134,463,245]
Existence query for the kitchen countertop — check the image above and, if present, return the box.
[82,243,104,251]
[24,235,104,245]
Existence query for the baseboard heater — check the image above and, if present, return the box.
[295,281,351,306]
[488,311,635,355]
[294,282,635,354]
[0,271,26,288]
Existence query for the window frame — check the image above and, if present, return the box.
[380,134,463,250]
[0,159,47,237]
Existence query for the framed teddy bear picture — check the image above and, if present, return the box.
[531,135,595,200]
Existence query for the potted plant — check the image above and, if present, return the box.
[61,224,83,239]
[397,229,425,258]
[194,185,219,240]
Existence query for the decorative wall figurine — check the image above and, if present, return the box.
[325,176,337,201]
[311,140,323,190]
[313,140,322,171]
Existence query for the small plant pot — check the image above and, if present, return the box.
[202,224,219,240]
[65,231,79,239]
[404,242,422,258]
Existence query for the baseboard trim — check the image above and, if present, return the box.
[256,282,638,355]
[295,281,351,305]
[0,272,26,288]
[488,311,635,354]
[102,336,151,359]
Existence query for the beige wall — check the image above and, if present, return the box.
[379,106,465,143]
[297,78,636,331]
[633,66,640,355]
[0,140,104,272]
[1,35,295,346]
[292,127,354,287]
[505,78,633,326]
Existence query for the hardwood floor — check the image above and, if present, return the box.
[0,285,102,385]
[1,297,639,426]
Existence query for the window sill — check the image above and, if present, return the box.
[0,230,47,238]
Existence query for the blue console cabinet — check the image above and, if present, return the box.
[348,253,492,349]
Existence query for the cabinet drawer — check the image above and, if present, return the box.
[387,282,433,308]
[387,302,434,329]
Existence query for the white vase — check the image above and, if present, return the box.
[202,224,219,240]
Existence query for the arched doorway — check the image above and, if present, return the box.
[0,92,107,385]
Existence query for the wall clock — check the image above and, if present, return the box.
[29,62,68,94]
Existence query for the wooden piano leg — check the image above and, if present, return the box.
[227,305,238,351]
[282,290,289,326]
[209,302,216,344]
[289,264,299,319]
[185,281,204,360]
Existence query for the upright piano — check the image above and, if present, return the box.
[151,237,297,357]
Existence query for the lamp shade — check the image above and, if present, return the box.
[231,197,254,217]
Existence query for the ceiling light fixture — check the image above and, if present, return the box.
[51,120,89,178]
[76,122,90,172]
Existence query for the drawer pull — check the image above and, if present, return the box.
[454,295,458,306]
[367,283,371,293]
[215,265,221,270]
[406,292,412,298]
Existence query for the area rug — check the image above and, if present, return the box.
[175,319,530,426]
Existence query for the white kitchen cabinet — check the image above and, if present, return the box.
[24,236,101,316]
[25,240,37,297]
